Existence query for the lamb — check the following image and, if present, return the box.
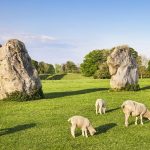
[68,115,96,138]
[95,99,106,114]
[121,100,150,127]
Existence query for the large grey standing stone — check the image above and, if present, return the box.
[107,45,139,91]
[0,39,44,100]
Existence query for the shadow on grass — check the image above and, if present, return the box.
[140,86,150,90]
[106,107,120,113]
[40,74,66,80]
[129,118,149,126]
[47,74,66,80]
[45,88,109,99]
[95,123,117,135]
[0,123,36,136]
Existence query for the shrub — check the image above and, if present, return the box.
[2,88,44,101]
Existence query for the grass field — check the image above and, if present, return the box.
[0,78,150,150]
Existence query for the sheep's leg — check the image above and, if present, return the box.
[84,128,88,138]
[135,117,138,125]
[140,114,143,125]
[125,113,130,127]
[103,108,106,114]
[99,106,102,114]
[82,128,85,137]
[71,125,76,138]
[96,105,98,114]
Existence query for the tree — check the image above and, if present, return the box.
[137,56,150,78]
[38,62,55,74]
[60,61,79,73]
[80,49,110,77]
[66,61,78,73]
[61,63,67,73]
[93,63,110,79]
[55,64,62,74]
[31,59,39,72]
[48,64,55,74]
[148,60,150,72]
[130,48,138,59]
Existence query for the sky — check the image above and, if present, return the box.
[0,0,150,65]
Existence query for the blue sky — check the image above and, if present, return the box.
[0,0,150,64]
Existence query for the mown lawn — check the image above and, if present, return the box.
[0,78,150,150]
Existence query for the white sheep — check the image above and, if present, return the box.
[68,115,96,138]
[95,99,106,114]
[121,100,150,127]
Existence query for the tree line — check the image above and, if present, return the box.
[32,48,150,79]
[80,48,150,79]
[31,60,80,75]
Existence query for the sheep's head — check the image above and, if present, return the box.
[88,126,96,136]
[143,110,150,120]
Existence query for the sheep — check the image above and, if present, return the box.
[121,100,150,127]
[95,99,106,115]
[68,115,96,138]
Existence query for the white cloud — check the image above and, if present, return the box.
[0,32,78,64]
[0,33,56,44]
[0,32,76,49]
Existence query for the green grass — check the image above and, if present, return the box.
[61,73,91,80]
[0,78,150,150]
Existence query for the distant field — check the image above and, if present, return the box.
[61,73,91,80]
[0,78,150,150]
[39,73,91,80]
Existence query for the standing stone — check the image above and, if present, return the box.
[0,39,44,101]
[107,45,139,91]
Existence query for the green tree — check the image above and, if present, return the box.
[48,64,55,74]
[38,62,55,74]
[55,64,62,74]
[130,48,138,59]
[93,62,110,79]
[136,56,150,78]
[61,64,67,73]
[80,49,110,77]
[66,61,78,73]
[148,60,150,72]
[31,59,39,72]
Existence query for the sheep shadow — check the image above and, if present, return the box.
[0,123,36,136]
[95,123,117,135]
[45,88,109,99]
[140,86,150,91]
[129,118,149,126]
[106,107,120,113]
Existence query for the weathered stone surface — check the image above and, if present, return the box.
[107,45,139,90]
[0,39,44,100]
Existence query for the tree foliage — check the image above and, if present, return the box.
[66,61,79,73]
[38,62,55,74]
[80,49,110,77]
[61,61,79,73]
[93,62,110,79]
[32,60,55,75]
[130,48,138,59]
[148,60,150,72]
[137,56,150,78]
[31,60,39,71]
[55,64,63,74]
